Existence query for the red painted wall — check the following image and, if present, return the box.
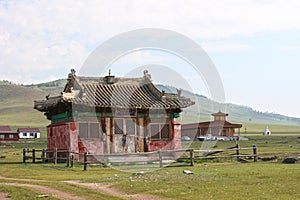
[78,140,105,154]
[47,123,70,150]
[47,122,105,155]
[148,121,182,152]
[46,119,181,158]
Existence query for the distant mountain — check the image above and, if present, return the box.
[0,81,49,127]
[0,80,299,132]
[156,84,300,126]
[24,79,67,96]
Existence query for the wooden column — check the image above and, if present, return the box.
[138,118,144,152]
[105,117,111,154]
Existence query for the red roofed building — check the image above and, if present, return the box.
[182,111,242,140]
[0,126,19,142]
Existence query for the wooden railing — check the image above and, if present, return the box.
[22,144,258,171]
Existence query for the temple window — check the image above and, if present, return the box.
[79,122,102,139]
[149,123,171,140]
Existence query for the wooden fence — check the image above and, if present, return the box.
[22,144,258,171]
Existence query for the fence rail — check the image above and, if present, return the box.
[22,144,258,170]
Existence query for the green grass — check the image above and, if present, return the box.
[112,162,300,200]
[0,185,60,200]
[241,123,300,133]
[0,162,299,200]
[1,136,300,199]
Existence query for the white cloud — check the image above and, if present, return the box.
[201,42,251,52]
[1,0,300,83]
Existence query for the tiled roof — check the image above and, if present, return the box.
[198,120,242,128]
[34,70,194,112]
[181,123,199,130]
[17,128,40,132]
[182,121,242,129]
[0,126,15,133]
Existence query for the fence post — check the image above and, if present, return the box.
[253,145,258,162]
[41,149,45,163]
[66,149,70,167]
[23,148,26,163]
[189,149,194,166]
[84,152,88,171]
[236,144,240,161]
[32,149,36,163]
[71,155,74,168]
[158,150,163,168]
[54,148,58,165]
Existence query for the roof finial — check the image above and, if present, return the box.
[109,69,111,76]
[177,88,182,97]
[67,68,76,85]
[71,68,76,74]
[143,69,151,81]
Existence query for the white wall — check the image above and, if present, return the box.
[19,132,40,139]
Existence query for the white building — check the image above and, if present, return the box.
[18,128,40,139]
[263,126,271,135]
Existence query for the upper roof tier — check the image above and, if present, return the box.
[34,69,195,113]
[211,111,228,117]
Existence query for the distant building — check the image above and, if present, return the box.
[263,126,271,135]
[182,111,242,139]
[34,69,194,155]
[0,126,19,142]
[17,128,40,139]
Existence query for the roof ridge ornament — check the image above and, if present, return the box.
[143,69,151,82]
[105,69,115,84]
[67,68,77,88]
[177,88,182,97]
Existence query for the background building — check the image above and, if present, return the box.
[182,111,242,140]
[0,126,19,142]
[18,128,40,139]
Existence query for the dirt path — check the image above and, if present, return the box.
[0,191,11,200]
[0,182,85,200]
[65,180,173,200]
[0,176,173,200]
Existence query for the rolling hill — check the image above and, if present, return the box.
[0,79,300,133]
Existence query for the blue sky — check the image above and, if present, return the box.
[0,0,300,117]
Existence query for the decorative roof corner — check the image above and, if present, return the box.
[66,68,77,89]
[143,69,152,83]
[177,88,182,97]
[62,87,80,102]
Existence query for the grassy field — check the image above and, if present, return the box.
[0,135,299,200]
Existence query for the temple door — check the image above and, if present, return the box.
[113,118,136,153]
